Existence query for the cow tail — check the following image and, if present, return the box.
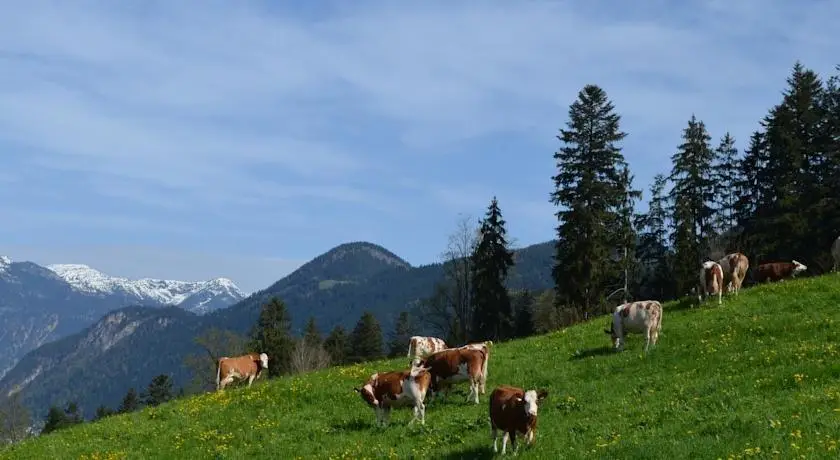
[215,359,222,391]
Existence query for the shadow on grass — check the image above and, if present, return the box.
[440,445,496,460]
[569,346,614,361]
[329,419,371,432]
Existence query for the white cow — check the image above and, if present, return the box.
[718,252,750,296]
[832,236,840,272]
[407,336,448,360]
[604,300,663,352]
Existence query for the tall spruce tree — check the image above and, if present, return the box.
[142,374,174,407]
[348,311,384,363]
[821,66,840,237]
[324,325,349,365]
[712,132,740,242]
[248,297,295,377]
[550,84,633,318]
[614,165,641,303]
[118,388,141,414]
[470,197,515,341]
[635,174,674,301]
[303,317,322,348]
[668,114,716,295]
[512,289,536,338]
[387,312,413,358]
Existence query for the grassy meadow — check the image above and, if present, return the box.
[3,275,840,459]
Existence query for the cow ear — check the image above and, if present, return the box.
[353,387,361,393]
[537,389,548,400]
[603,329,611,334]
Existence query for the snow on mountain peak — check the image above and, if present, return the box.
[0,256,11,274]
[45,263,245,314]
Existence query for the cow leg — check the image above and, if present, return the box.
[717,289,722,306]
[247,374,256,387]
[492,427,499,453]
[219,374,236,391]
[501,432,510,455]
[644,328,651,353]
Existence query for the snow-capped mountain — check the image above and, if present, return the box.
[46,264,245,314]
[0,255,245,381]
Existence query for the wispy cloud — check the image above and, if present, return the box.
[0,0,837,288]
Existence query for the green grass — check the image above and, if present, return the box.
[4,275,840,459]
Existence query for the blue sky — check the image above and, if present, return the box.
[1,0,838,293]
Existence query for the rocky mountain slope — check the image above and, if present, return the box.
[0,240,554,420]
[0,256,243,381]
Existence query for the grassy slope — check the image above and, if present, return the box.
[4,275,840,460]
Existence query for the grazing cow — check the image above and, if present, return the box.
[718,252,750,296]
[414,347,486,404]
[489,385,548,455]
[456,341,493,394]
[832,237,840,272]
[407,336,448,359]
[216,352,269,391]
[699,260,724,305]
[755,260,808,283]
[354,364,432,426]
[604,300,663,352]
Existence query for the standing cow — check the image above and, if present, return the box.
[718,252,749,296]
[604,300,663,352]
[216,352,269,391]
[354,363,432,426]
[407,336,448,360]
[489,385,548,455]
[414,347,486,404]
[456,341,492,394]
[832,236,840,272]
[755,260,807,283]
[699,260,724,305]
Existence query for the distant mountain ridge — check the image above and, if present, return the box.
[0,256,244,383]
[0,240,556,420]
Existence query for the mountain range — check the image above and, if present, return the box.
[0,240,555,420]
[0,256,244,381]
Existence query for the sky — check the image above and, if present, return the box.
[1,0,838,294]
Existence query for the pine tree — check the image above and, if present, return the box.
[324,325,349,365]
[303,317,322,348]
[512,290,536,338]
[142,374,174,407]
[735,130,769,257]
[821,66,840,237]
[635,174,674,300]
[550,84,633,318]
[470,197,516,341]
[117,388,141,414]
[669,114,716,295]
[248,297,295,377]
[63,402,83,425]
[93,405,115,421]
[387,312,413,358]
[712,132,740,241]
[614,165,641,303]
[348,311,384,363]
[41,406,68,435]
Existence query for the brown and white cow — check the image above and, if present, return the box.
[455,341,493,394]
[414,347,486,404]
[604,300,663,352]
[354,364,432,426]
[698,260,724,305]
[832,236,840,272]
[755,260,807,283]
[216,352,269,391]
[718,252,750,296]
[489,385,548,455]
[407,336,448,360]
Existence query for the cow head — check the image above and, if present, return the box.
[791,260,807,276]
[604,321,620,346]
[522,389,548,417]
[354,383,378,407]
[354,373,379,407]
[258,352,269,370]
[409,362,431,378]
